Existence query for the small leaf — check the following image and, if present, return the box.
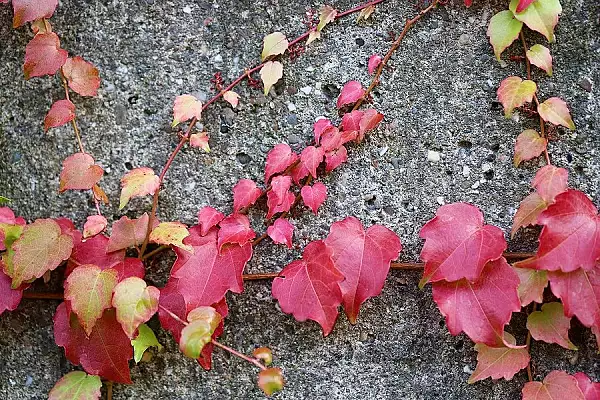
[92,184,109,205]
[317,5,337,31]
[270,175,292,205]
[12,0,58,27]
[119,167,160,209]
[23,32,67,79]
[538,97,575,130]
[313,118,333,144]
[547,268,600,329]
[487,10,523,61]
[172,94,202,127]
[300,182,327,215]
[306,30,321,45]
[264,143,298,183]
[368,54,382,74]
[513,266,548,306]
[510,0,562,42]
[131,323,162,363]
[0,269,23,315]
[197,206,224,236]
[300,146,325,179]
[217,214,255,250]
[189,132,210,152]
[149,221,193,252]
[358,109,384,141]
[527,302,577,350]
[48,371,101,400]
[233,179,262,213]
[258,368,285,396]
[113,277,160,338]
[62,56,101,96]
[340,110,363,132]
[267,218,294,248]
[468,332,530,383]
[261,32,288,61]
[337,80,365,109]
[522,370,585,400]
[179,306,221,359]
[260,61,283,96]
[59,153,104,192]
[497,76,537,117]
[514,129,548,167]
[266,190,295,219]
[357,5,375,22]
[30,18,53,34]
[83,215,107,238]
[44,99,76,132]
[253,347,273,366]
[108,213,154,252]
[222,91,239,108]
[527,44,553,76]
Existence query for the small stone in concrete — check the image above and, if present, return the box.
[427,150,441,162]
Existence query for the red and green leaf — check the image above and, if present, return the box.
[119,167,160,209]
[522,370,584,400]
[113,277,160,338]
[468,332,530,383]
[527,302,577,350]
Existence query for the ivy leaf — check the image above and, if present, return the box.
[272,241,344,336]
[514,190,600,273]
[300,146,325,179]
[267,218,294,248]
[149,221,193,252]
[64,265,118,335]
[337,80,365,109]
[522,371,585,400]
[513,266,548,306]
[324,145,348,172]
[497,76,537,117]
[197,206,224,236]
[48,371,102,400]
[510,0,562,42]
[92,184,109,205]
[290,162,309,185]
[368,54,382,75]
[264,143,298,183]
[189,132,210,152]
[30,18,53,34]
[468,332,530,383]
[258,368,285,396]
[432,258,521,347]
[172,94,202,127]
[0,268,23,315]
[573,372,600,399]
[222,90,239,108]
[358,109,384,141]
[527,44,553,76]
[527,302,577,350]
[23,32,67,79]
[107,213,154,252]
[113,277,160,339]
[487,10,523,61]
[324,217,402,323]
[306,30,321,45]
[217,214,255,251]
[131,323,162,363]
[119,167,160,209]
[179,306,221,359]
[514,129,547,167]
[301,182,327,215]
[260,61,283,96]
[62,56,101,96]
[44,99,76,132]
[538,97,575,130]
[266,190,295,219]
[59,153,104,192]
[340,110,363,132]
[83,215,107,238]
[261,32,288,61]
[314,118,334,143]
[53,303,133,383]
[233,179,262,213]
[320,126,343,152]
[9,218,73,288]
[270,175,293,205]
[419,203,506,286]
[516,0,536,12]
[548,268,599,328]
[12,0,58,27]
[317,5,337,31]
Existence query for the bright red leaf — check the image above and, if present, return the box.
[313,118,333,144]
[272,241,344,336]
[264,143,298,183]
[522,370,585,400]
[107,213,154,252]
[300,146,325,179]
[0,268,23,315]
[267,218,294,248]
[301,182,327,215]
[290,162,309,185]
[324,145,348,173]
[270,175,293,204]
[516,0,535,12]
[12,0,58,27]
[336,80,365,109]
[368,54,382,75]
[59,153,104,192]
[319,126,343,152]
[23,32,67,79]
[340,110,364,132]
[216,214,255,251]
[197,206,224,236]
[233,179,262,213]
[44,99,76,132]
[548,268,599,328]
[266,190,295,219]
[62,56,101,97]
[574,372,600,400]
[324,217,401,323]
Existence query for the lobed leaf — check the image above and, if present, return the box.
[538,97,575,130]
[48,371,101,400]
[497,76,537,117]
[522,370,584,400]
[113,277,160,338]
[300,182,327,215]
[573,372,600,399]
[149,221,193,252]
[487,10,523,61]
[24,32,67,79]
[266,190,295,219]
[527,302,577,350]
[119,167,160,209]
[179,306,221,359]
[324,146,348,173]
[12,0,58,27]
[468,332,530,383]
[172,94,202,127]
[62,56,101,96]
[317,5,337,31]
[233,179,262,213]
[513,129,547,167]
[216,214,255,251]
[44,99,76,132]
[300,146,325,179]
[260,61,283,96]
[527,44,553,76]
[510,0,562,42]
[548,268,599,328]
[59,153,104,192]
[261,32,288,61]
[337,80,365,109]
[131,323,162,363]
[197,206,224,236]
[267,218,294,248]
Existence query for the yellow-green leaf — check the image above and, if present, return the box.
[317,5,337,31]
[306,30,321,45]
[260,61,283,96]
[527,44,553,76]
[179,306,221,359]
[149,221,193,252]
[509,0,562,42]
[261,32,288,61]
[497,76,537,117]
[487,10,523,61]
[113,277,160,338]
[538,97,575,130]
[258,368,285,396]
[49,371,102,400]
[119,167,160,209]
[131,323,163,363]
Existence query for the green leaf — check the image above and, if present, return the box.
[48,371,102,400]
[527,302,578,350]
[131,323,162,363]
[119,167,160,210]
[509,0,562,42]
[179,306,221,359]
[527,44,553,76]
[261,32,288,61]
[0,196,11,205]
[113,277,160,339]
[487,10,523,61]
[149,222,193,252]
[497,76,537,117]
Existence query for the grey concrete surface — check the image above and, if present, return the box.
[0,0,599,399]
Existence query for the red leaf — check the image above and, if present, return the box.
[324,145,348,173]
[107,213,155,252]
[320,126,343,152]
[514,190,600,273]
[289,162,309,185]
[44,99,76,132]
[111,258,145,282]
[272,241,344,335]
[574,372,600,400]
[197,206,224,236]
[516,0,535,12]
[267,218,294,248]
[216,214,255,250]
[340,110,364,132]
[358,109,384,141]
[233,179,262,213]
[66,239,142,282]
[300,182,327,215]
[0,268,22,314]
[368,54,382,75]
[548,268,599,328]
[522,371,585,400]
[300,146,325,179]
[264,144,298,184]
[313,119,333,144]
[53,303,133,383]
[270,175,293,204]
[324,217,401,323]
[12,0,57,27]
[83,215,107,238]
[23,32,67,79]
[266,190,295,219]
[59,153,104,192]
[432,258,521,347]
[464,0,473,6]
[171,226,252,307]
[419,203,507,286]
[62,56,100,97]
[336,80,365,109]
[513,266,548,306]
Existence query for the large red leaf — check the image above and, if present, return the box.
[522,370,585,400]
[515,190,600,273]
[419,203,506,286]
[23,32,68,79]
[432,258,521,347]
[548,268,600,328]
[272,241,344,336]
[324,217,401,323]
[53,302,133,383]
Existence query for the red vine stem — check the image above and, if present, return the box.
[139,0,389,258]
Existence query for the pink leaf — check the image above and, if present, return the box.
[548,268,600,328]
[44,99,76,132]
[264,143,298,184]
[222,91,240,108]
[59,153,104,192]
[189,132,210,152]
[107,213,155,252]
[216,214,255,250]
[340,110,364,132]
[12,0,58,27]
[289,162,309,185]
[233,179,262,213]
[197,206,224,236]
[0,268,23,315]
[300,182,327,214]
[270,175,292,204]
[368,54,382,75]
[516,0,535,12]
[468,332,530,383]
[267,218,294,248]
[300,146,325,179]
[358,109,384,141]
[83,215,107,238]
[324,145,348,173]
[62,56,100,97]
[266,190,295,220]
[336,80,365,109]
[320,126,343,152]
[172,94,202,127]
[23,32,67,79]
[538,97,576,130]
[313,118,333,144]
[513,129,548,167]
[522,371,585,400]
[574,372,600,400]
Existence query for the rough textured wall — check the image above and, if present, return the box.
[0,0,598,399]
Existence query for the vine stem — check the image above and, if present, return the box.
[139,0,390,258]
[525,302,537,382]
[519,31,551,166]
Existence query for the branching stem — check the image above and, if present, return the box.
[211,340,267,371]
